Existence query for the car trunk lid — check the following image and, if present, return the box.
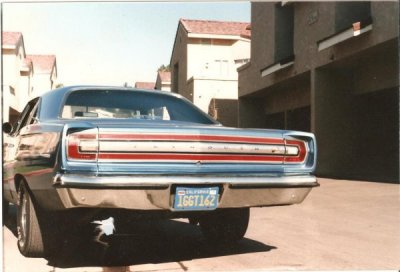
[64,123,313,174]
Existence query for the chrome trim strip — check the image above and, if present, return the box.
[98,141,287,155]
[54,174,317,188]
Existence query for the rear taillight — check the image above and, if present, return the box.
[66,129,98,161]
[284,138,307,164]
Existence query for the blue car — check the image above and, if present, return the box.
[2,86,318,257]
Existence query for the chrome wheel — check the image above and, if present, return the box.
[17,192,28,248]
[16,183,46,257]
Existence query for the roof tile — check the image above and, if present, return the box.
[158,71,171,82]
[135,82,156,90]
[180,19,251,38]
[26,55,56,74]
[2,31,22,46]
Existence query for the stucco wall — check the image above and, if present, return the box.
[18,73,32,109]
[313,67,399,182]
[155,75,171,92]
[209,98,238,127]
[187,39,250,81]
[171,21,250,108]
[2,45,28,119]
[191,78,238,113]
[3,51,18,89]
[187,39,236,80]
[31,73,53,98]
[232,40,251,63]
[238,2,399,182]
[239,2,399,97]
[170,24,189,97]
[161,84,171,92]
[2,52,19,118]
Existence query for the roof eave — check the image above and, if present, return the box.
[2,44,16,50]
[169,20,188,67]
[187,33,249,41]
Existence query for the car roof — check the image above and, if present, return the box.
[42,85,180,100]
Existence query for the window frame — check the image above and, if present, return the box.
[12,98,40,136]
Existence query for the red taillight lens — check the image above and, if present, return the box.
[67,129,98,161]
[284,139,307,164]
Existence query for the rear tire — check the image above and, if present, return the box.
[199,208,250,243]
[17,183,46,257]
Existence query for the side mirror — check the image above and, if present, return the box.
[2,122,13,134]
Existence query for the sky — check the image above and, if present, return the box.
[2,2,250,86]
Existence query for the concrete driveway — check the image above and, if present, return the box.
[3,178,400,271]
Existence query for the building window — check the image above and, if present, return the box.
[10,86,15,95]
[215,60,229,76]
[335,2,371,32]
[261,3,295,77]
[274,3,294,63]
[234,59,250,65]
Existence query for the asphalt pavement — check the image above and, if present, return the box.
[3,178,400,271]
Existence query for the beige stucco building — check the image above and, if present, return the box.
[170,19,251,126]
[26,55,57,97]
[238,2,399,182]
[2,32,57,123]
[155,71,171,92]
[2,32,33,123]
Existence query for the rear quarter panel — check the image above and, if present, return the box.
[3,123,64,204]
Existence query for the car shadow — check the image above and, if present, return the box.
[3,203,18,237]
[4,205,276,269]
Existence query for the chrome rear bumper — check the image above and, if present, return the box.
[53,174,318,210]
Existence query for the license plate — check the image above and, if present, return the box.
[174,186,219,211]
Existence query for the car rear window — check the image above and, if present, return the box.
[61,89,216,124]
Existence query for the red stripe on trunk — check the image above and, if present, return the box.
[98,152,284,162]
